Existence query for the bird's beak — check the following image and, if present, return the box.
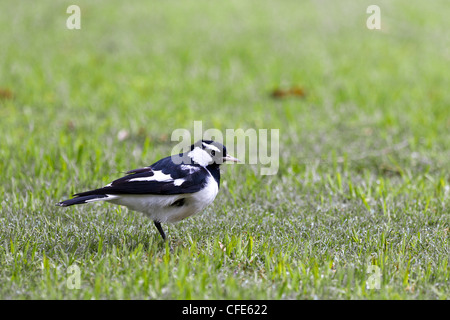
[223,154,240,163]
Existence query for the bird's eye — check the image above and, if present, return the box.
[211,150,216,156]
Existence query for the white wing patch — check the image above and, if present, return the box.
[128,170,173,182]
[173,178,185,186]
[181,165,201,173]
[85,194,119,203]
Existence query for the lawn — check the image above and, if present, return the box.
[0,0,449,299]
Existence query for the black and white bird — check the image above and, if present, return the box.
[56,140,239,241]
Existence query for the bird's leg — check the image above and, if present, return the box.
[153,221,174,253]
[153,221,167,241]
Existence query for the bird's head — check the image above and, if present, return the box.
[187,140,240,167]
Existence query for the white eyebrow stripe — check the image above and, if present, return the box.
[202,142,220,152]
[128,170,173,182]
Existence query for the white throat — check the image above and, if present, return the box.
[187,147,212,167]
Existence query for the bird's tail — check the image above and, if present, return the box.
[56,194,117,207]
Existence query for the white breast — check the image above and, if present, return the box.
[190,174,219,212]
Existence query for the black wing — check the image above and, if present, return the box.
[125,166,153,175]
[73,156,207,197]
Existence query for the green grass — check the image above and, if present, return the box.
[0,0,449,299]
